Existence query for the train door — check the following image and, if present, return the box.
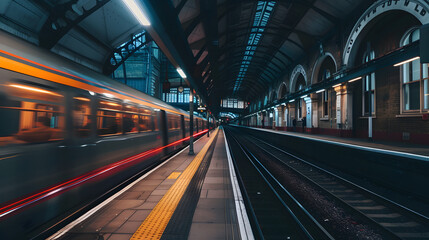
[64,89,98,177]
[180,115,185,139]
[159,110,168,148]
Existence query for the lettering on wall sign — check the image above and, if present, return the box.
[343,0,429,66]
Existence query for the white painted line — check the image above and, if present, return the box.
[237,125,429,161]
[47,139,202,240]
[223,128,255,240]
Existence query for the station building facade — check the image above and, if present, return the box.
[244,0,429,145]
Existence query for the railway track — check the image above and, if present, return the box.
[225,126,429,239]
[225,128,333,239]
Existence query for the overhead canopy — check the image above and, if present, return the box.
[0,0,372,110]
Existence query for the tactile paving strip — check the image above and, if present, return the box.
[161,133,219,239]
[130,129,219,240]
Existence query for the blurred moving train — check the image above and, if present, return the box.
[0,30,211,238]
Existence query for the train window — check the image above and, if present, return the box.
[97,100,122,136]
[185,119,190,130]
[139,108,152,132]
[123,105,138,133]
[152,111,159,131]
[5,82,63,103]
[176,116,181,129]
[168,114,180,130]
[139,115,151,132]
[168,117,172,130]
[0,85,64,145]
[73,96,92,137]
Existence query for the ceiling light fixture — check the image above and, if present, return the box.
[348,76,362,83]
[177,68,187,78]
[123,0,150,26]
[393,56,420,67]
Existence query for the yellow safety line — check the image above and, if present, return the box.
[167,172,181,180]
[131,129,219,240]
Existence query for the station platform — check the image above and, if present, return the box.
[242,126,429,158]
[47,128,251,240]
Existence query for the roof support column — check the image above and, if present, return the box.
[207,110,210,138]
[189,88,194,155]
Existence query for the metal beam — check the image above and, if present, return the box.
[184,14,203,37]
[218,25,316,42]
[217,62,278,81]
[224,55,283,73]
[220,50,289,69]
[175,0,188,14]
[143,0,207,101]
[194,44,207,62]
[39,0,110,49]
[102,31,152,75]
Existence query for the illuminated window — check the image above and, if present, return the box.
[322,70,331,117]
[0,83,64,145]
[362,50,375,116]
[97,100,122,136]
[123,105,139,133]
[73,96,92,137]
[295,76,306,120]
[401,28,429,112]
[139,108,152,132]
[168,114,180,130]
[163,88,190,103]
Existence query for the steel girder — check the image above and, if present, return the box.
[39,0,111,49]
[144,0,207,102]
[102,31,152,75]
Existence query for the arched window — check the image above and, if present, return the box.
[400,28,429,112]
[295,75,306,119]
[270,91,276,103]
[363,49,375,116]
[279,84,287,99]
[322,69,331,117]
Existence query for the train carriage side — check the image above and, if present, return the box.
[0,30,196,238]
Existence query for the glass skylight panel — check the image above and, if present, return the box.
[233,1,276,94]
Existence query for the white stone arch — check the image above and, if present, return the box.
[277,82,288,100]
[290,64,307,93]
[310,52,337,85]
[343,0,429,67]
